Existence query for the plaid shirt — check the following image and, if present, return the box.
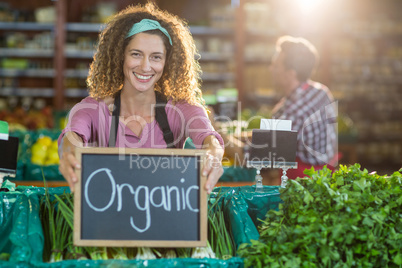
[272,81,337,166]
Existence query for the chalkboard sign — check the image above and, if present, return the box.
[74,147,207,247]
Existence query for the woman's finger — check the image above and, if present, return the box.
[205,167,223,194]
[66,153,80,182]
[59,152,80,192]
[202,153,223,194]
[202,153,214,176]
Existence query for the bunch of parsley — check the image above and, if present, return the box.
[238,164,402,268]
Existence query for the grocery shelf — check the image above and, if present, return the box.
[65,22,105,32]
[244,58,271,64]
[0,22,54,31]
[189,26,233,36]
[198,52,231,61]
[65,88,89,98]
[331,57,377,64]
[247,93,279,104]
[0,87,54,97]
[340,31,384,39]
[373,76,402,84]
[0,20,235,108]
[201,72,234,82]
[0,87,88,98]
[246,30,278,39]
[64,69,88,78]
[65,23,233,37]
[0,48,53,57]
[0,69,91,78]
[65,49,95,59]
[63,50,230,61]
[331,76,402,84]
[0,69,54,77]
[358,132,402,142]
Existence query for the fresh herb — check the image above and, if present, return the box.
[207,187,236,259]
[237,164,402,268]
[40,186,70,262]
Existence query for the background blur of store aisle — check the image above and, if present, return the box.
[0,0,401,177]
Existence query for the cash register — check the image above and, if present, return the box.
[0,121,19,190]
[247,119,298,189]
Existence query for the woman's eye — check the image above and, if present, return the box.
[131,52,141,57]
[152,55,162,61]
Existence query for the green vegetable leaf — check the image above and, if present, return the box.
[362,216,374,227]
[336,175,344,186]
[303,191,314,204]
[393,252,402,265]
[353,177,369,192]
[238,165,402,268]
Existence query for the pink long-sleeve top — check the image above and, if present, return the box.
[58,96,223,149]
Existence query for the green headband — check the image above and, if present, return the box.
[126,19,172,45]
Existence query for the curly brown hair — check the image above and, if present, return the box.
[87,2,204,106]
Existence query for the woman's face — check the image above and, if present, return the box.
[123,32,166,93]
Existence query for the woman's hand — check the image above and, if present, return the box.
[58,131,83,192]
[202,135,224,194]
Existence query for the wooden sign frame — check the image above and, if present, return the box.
[74,147,207,247]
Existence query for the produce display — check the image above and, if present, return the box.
[208,188,237,259]
[238,164,402,267]
[2,164,401,267]
[39,188,236,262]
[6,129,64,181]
[31,135,59,166]
[3,128,401,266]
[0,106,54,131]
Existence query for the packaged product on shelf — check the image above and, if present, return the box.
[34,6,55,23]
[244,2,272,34]
[214,88,238,121]
[209,5,234,29]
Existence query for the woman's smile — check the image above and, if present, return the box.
[134,73,153,81]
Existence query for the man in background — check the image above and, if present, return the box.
[270,36,337,181]
[210,35,337,184]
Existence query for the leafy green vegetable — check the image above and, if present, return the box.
[237,164,402,268]
[207,187,236,259]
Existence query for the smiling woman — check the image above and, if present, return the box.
[86,4,201,105]
[58,3,224,195]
